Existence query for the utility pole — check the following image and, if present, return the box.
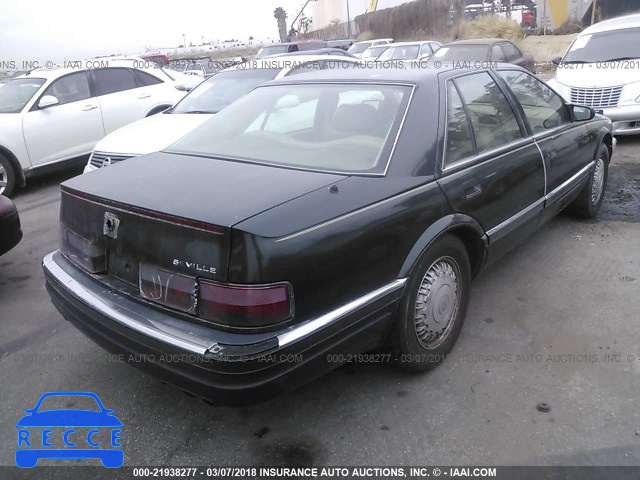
[591,0,597,25]
[346,0,351,37]
[182,33,186,48]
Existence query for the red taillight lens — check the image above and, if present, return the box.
[199,281,292,327]
[139,263,197,314]
[60,227,106,273]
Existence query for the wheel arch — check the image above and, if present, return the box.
[398,214,488,280]
[0,145,26,187]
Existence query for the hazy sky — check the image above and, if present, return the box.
[0,0,309,61]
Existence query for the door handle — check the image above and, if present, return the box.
[137,93,151,99]
[463,185,482,200]
[81,105,97,111]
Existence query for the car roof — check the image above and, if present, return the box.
[262,40,327,47]
[445,38,506,46]
[266,62,529,86]
[274,48,354,57]
[580,12,640,35]
[354,38,393,45]
[223,55,359,72]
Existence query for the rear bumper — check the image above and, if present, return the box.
[43,251,405,405]
[0,196,22,255]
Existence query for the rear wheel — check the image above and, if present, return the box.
[568,143,609,218]
[0,154,16,197]
[392,234,471,371]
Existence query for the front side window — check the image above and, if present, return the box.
[0,78,45,113]
[93,68,138,96]
[43,72,90,105]
[168,83,411,174]
[454,72,522,153]
[434,45,490,62]
[498,70,571,133]
[133,69,163,86]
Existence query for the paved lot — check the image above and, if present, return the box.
[1,137,639,472]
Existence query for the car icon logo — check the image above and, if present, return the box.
[15,391,123,468]
[102,157,112,167]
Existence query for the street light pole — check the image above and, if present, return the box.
[182,33,186,48]
[346,0,351,37]
[591,0,597,25]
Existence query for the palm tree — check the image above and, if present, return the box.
[274,7,288,43]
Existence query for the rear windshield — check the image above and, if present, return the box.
[563,27,640,63]
[256,45,290,59]
[0,77,45,113]
[172,69,281,114]
[168,83,412,175]
[348,42,372,54]
[432,45,490,62]
[378,44,421,60]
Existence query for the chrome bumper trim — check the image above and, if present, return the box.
[44,251,406,356]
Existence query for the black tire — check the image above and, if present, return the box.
[568,143,609,218]
[0,153,16,197]
[392,234,471,372]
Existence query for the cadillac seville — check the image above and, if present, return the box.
[43,65,613,405]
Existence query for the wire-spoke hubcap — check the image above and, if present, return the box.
[414,256,461,349]
[0,164,7,195]
[591,157,605,205]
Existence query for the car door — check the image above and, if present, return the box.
[90,68,155,134]
[22,71,104,167]
[436,71,546,260]
[496,69,593,218]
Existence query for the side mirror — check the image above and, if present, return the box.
[552,56,562,65]
[38,95,59,109]
[174,83,188,91]
[571,104,596,122]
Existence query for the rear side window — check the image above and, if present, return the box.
[445,81,474,165]
[43,72,90,105]
[490,44,507,62]
[133,69,163,86]
[453,72,522,153]
[93,68,138,96]
[287,45,300,53]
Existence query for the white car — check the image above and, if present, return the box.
[375,41,442,63]
[0,59,187,196]
[347,39,394,58]
[547,12,640,135]
[84,55,361,173]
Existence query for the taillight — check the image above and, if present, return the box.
[199,281,292,328]
[137,263,293,328]
[60,226,106,273]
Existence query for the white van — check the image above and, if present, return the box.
[547,13,640,135]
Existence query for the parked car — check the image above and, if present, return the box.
[359,45,390,62]
[255,41,329,59]
[327,39,356,50]
[547,12,640,135]
[347,38,394,57]
[44,64,613,405]
[376,41,442,62]
[83,55,361,172]
[0,59,187,196]
[273,48,356,58]
[433,38,535,73]
[0,195,22,255]
[182,60,224,79]
[140,53,170,67]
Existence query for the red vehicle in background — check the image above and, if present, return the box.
[140,54,170,67]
